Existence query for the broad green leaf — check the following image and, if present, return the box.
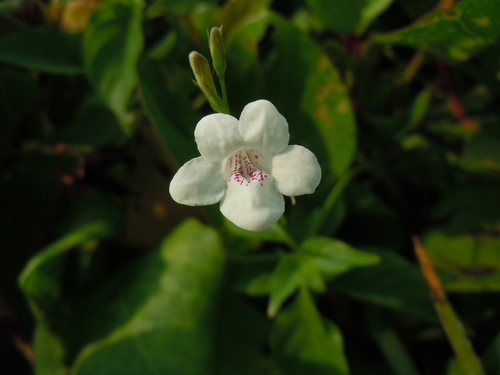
[57,191,124,236]
[18,223,111,314]
[148,31,177,60]
[62,97,125,147]
[268,253,324,317]
[84,0,144,133]
[291,9,323,33]
[72,219,225,375]
[138,58,198,164]
[271,287,348,375]
[266,13,357,176]
[423,232,500,291]
[0,0,22,11]
[336,249,437,322]
[218,0,272,43]
[372,0,500,61]
[305,0,393,34]
[299,237,380,275]
[231,253,279,296]
[16,190,120,310]
[460,130,500,172]
[0,29,83,74]
[225,12,356,176]
[268,237,379,317]
[145,0,220,19]
[305,0,365,33]
[447,359,467,375]
[397,0,436,18]
[432,184,500,234]
[356,0,394,34]
[33,321,67,375]
[214,293,275,375]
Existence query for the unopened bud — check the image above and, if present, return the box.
[188,51,224,113]
[209,26,226,78]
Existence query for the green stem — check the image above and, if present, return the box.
[323,166,360,211]
[366,308,420,375]
[434,302,485,375]
[305,165,361,238]
[218,76,230,114]
[413,237,485,375]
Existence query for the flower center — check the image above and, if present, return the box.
[227,149,269,187]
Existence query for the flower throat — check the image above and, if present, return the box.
[227,149,269,186]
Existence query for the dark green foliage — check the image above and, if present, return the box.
[1,0,500,374]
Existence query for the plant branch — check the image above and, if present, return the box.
[402,0,456,82]
[412,236,485,375]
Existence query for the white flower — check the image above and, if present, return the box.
[169,100,321,231]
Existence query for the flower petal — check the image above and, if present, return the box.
[220,176,285,231]
[169,156,225,205]
[195,113,243,161]
[271,145,321,196]
[238,100,290,155]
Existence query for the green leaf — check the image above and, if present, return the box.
[268,253,323,317]
[397,0,436,18]
[218,0,272,42]
[62,96,126,147]
[71,219,225,375]
[423,232,500,291]
[299,237,380,275]
[0,28,83,74]
[84,0,144,133]
[138,58,199,164]
[268,237,379,317]
[18,223,112,314]
[231,253,279,296]
[224,12,356,176]
[305,0,365,33]
[148,31,177,60]
[214,293,275,375]
[406,87,432,131]
[446,359,467,375]
[432,184,500,234]
[372,0,500,61]
[336,249,438,322]
[266,13,357,176]
[33,321,67,375]
[0,0,22,11]
[271,287,348,375]
[460,130,500,172]
[356,0,394,34]
[305,0,393,34]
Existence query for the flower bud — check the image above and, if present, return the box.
[188,51,224,113]
[209,26,226,78]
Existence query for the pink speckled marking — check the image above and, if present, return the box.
[227,149,269,187]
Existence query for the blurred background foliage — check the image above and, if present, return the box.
[1,0,500,374]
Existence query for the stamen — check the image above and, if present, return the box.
[227,149,269,187]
